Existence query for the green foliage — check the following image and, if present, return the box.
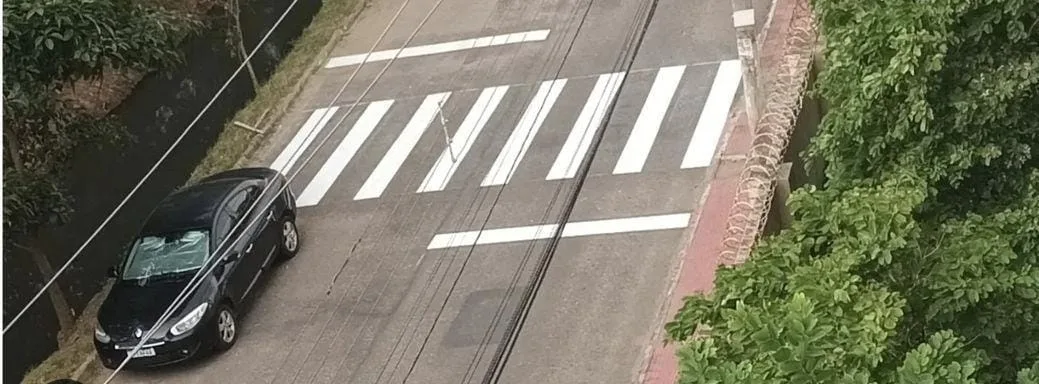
[809,0,1039,197]
[669,0,1039,382]
[891,331,985,384]
[1020,362,1039,384]
[2,0,196,86]
[1,0,197,240]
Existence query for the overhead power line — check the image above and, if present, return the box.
[6,0,308,335]
[98,1,447,382]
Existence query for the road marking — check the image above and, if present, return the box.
[355,92,451,200]
[483,79,567,186]
[681,60,742,169]
[426,212,691,249]
[614,65,686,174]
[418,86,509,192]
[546,72,626,180]
[271,107,339,174]
[325,29,552,68]
[297,100,394,207]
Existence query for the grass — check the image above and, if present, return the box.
[21,283,111,384]
[189,0,368,182]
[19,0,367,382]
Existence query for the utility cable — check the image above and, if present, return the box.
[271,1,459,382]
[4,0,308,335]
[480,1,662,382]
[96,0,447,381]
[457,2,598,380]
[372,1,596,382]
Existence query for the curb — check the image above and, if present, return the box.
[638,106,753,384]
[637,0,804,380]
[233,0,371,169]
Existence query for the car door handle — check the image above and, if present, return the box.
[267,210,275,222]
[245,243,254,254]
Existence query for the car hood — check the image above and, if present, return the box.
[98,273,217,341]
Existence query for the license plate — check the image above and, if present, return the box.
[132,348,156,358]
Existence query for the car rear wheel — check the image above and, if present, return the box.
[212,304,237,352]
[279,215,299,260]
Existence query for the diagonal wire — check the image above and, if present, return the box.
[97,0,451,381]
[272,1,463,383]
[479,1,663,382]
[3,0,307,336]
[374,1,603,382]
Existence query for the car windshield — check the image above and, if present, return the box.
[122,230,211,280]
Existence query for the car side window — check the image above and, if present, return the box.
[213,209,234,246]
[213,188,253,245]
[226,189,251,220]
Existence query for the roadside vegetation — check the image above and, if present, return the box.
[3,0,199,337]
[666,0,1039,383]
[5,0,365,381]
[3,1,200,382]
[188,0,365,182]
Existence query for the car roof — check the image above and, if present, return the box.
[138,177,247,236]
[198,167,279,184]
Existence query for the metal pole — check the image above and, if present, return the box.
[435,99,457,162]
[731,2,759,131]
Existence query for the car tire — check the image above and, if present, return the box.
[212,304,238,352]
[279,215,300,260]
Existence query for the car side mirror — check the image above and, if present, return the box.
[106,266,119,278]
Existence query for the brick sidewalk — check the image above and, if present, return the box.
[637,107,752,384]
[637,0,804,381]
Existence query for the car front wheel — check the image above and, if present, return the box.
[212,304,237,352]
[279,215,299,260]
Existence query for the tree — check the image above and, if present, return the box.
[2,0,196,332]
[667,0,1039,382]
[808,0,1039,199]
[668,174,1038,383]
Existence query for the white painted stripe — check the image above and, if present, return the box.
[296,100,394,207]
[546,72,626,180]
[418,86,509,193]
[613,65,686,174]
[270,107,339,174]
[325,29,552,68]
[426,212,691,249]
[428,224,559,250]
[354,92,451,200]
[681,60,742,169]
[483,79,567,186]
[560,213,691,237]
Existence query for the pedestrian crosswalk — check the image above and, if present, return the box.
[418,86,508,193]
[482,78,566,187]
[546,72,626,181]
[614,65,685,174]
[354,92,451,201]
[296,100,392,207]
[273,60,742,208]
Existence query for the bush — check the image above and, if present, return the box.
[667,0,1039,382]
[1,0,197,332]
[2,0,196,247]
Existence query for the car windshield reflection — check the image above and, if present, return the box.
[122,230,211,283]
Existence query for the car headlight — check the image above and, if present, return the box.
[170,303,209,336]
[95,324,111,343]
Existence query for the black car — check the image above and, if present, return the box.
[94,167,300,369]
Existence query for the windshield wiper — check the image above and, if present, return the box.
[154,269,198,280]
[127,269,198,283]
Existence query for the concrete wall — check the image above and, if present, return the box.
[763,52,826,235]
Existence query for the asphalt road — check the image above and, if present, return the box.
[110,0,743,382]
